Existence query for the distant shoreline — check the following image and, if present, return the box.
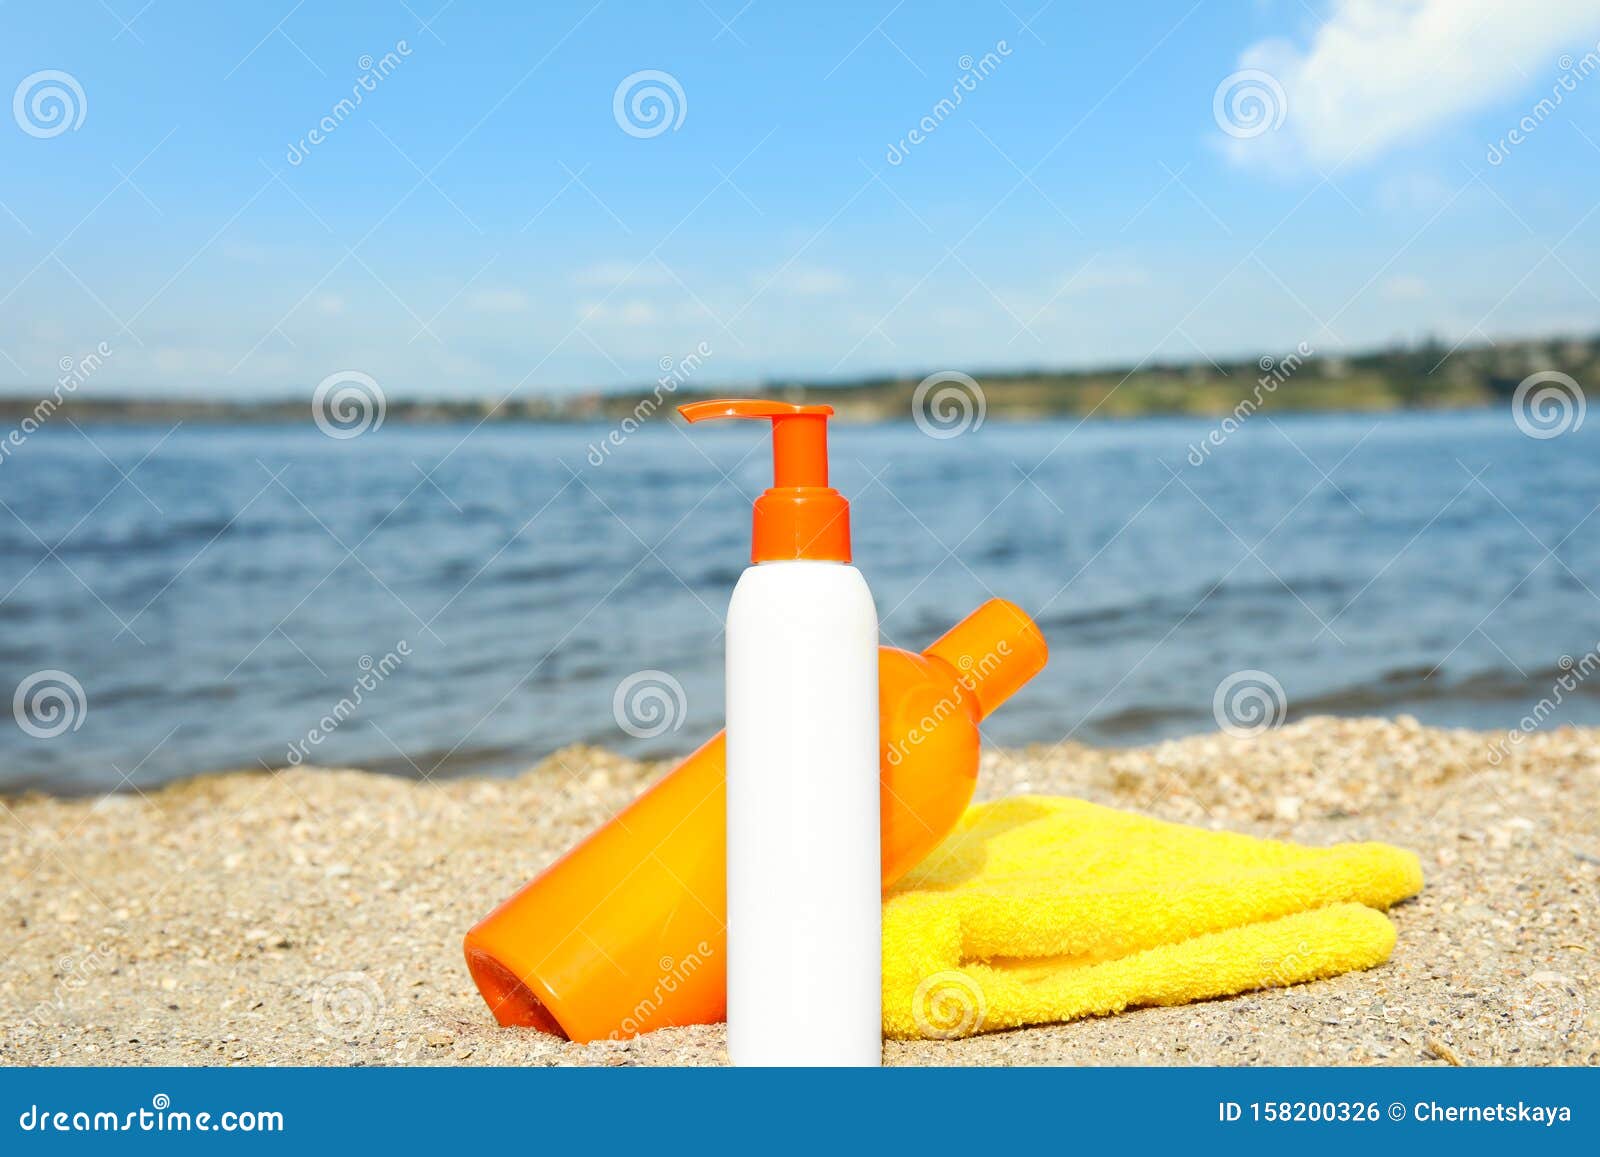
[2,332,1592,425]
[0,397,1502,427]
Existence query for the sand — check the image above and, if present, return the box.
[1,716,1595,1067]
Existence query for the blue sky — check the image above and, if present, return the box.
[3,0,1600,397]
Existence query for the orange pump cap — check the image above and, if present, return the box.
[678,399,851,563]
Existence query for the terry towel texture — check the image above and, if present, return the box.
[883,796,1424,1039]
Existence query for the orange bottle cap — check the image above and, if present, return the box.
[678,399,851,563]
[923,597,1050,720]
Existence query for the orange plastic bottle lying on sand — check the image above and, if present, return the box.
[463,597,1047,1042]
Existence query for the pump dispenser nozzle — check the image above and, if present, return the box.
[679,399,851,563]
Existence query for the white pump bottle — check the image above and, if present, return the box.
[679,399,881,1067]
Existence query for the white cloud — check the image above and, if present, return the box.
[1381,274,1428,300]
[573,261,672,289]
[578,299,660,326]
[1222,0,1600,169]
[762,266,850,296]
[1054,263,1148,294]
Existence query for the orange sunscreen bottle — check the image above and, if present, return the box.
[464,611,1046,1044]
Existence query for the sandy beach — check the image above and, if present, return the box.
[2,716,1595,1067]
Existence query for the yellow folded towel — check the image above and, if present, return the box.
[883,796,1423,1039]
